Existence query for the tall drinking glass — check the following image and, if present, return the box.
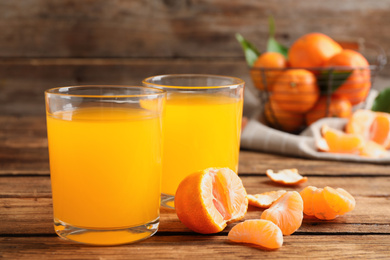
[143,74,244,208]
[45,86,165,245]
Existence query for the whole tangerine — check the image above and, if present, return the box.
[305,96,352,125]
[325,49,371,105]
[288,32,343,68]
[251,52,287,91]
[271,69,320,113]
[264,97,305,133]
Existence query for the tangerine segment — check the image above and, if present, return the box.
[345,109,375,139]
[228,219,283,249]
[247,190,287,209]
[318,125,365,154]
[312,188,338,220]
[266,169,308,186]
[370,112,390,149]
[359,140,389,158]
[299,186,318,216]
[261,191,303,235]
[322,187,356,215]
[175,168,248,234]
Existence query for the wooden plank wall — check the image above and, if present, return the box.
[1,0,390,116]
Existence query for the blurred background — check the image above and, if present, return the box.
[1,0,389,116]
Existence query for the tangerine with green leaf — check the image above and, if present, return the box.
[325,49,371,105]
[251,52,287,91]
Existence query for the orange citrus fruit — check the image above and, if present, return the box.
[325,49,371,105]
[175,167,248,234]
[346,109,390,150]
[305,96,352,125]
[317,124,365,154]
[300,186,355,220]
[272,69,320,113]
[228,219,283,249]
[251,52,287,91]
[247,190,287,209]
[264,97,305,133]
[266,169,308,186]
[322,187,356,215]
[359,140,389,158]
[261,191,304,235]
[345,109,375,138]
[299,186,317,216]
[369,112,390,149]
[312,188,339,220]
[288,32,343,68]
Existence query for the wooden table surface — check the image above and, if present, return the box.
[1,115,390,259]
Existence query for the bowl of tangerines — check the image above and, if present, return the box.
[237,27,386,134]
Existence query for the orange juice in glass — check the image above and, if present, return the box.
[45,86,165,245]
[143,75,244,208]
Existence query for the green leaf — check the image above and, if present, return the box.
[235,33,261,67]
[267,37,289,58]
[266,16,289,58]
[268,16,276,38]
[317,70,353,94]
[372,88,390,113]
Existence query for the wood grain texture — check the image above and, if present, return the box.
[2,176,390,198]
[1,235,390,259]
[1,176,389,235]
[0,59,252,116]
[0,0,389,61]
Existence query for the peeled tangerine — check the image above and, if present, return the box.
[261,191,304,235]
[228,219,283,249]
[175,168,248,234]
[300,186,355,220]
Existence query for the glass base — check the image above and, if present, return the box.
[161,193,175,209]
[54,217,159,246]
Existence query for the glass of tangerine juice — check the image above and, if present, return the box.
[142,74,245,208]
[45,85,166,245]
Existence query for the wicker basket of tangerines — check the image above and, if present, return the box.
[237,28,386,134]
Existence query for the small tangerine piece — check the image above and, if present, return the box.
[317,124,365,154]
[228,219,283,249]
[266,169,308,186]
[247,190,287,208]
[322,187,356,215]
[299,186,318,216]
[261,191,304,235]
[359,140,389,158]
[345,109,375,139]
[369,112,390,149]
[312,188,338,220]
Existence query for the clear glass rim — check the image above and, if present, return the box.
[142,74,245,90]
[45,85,166,98]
